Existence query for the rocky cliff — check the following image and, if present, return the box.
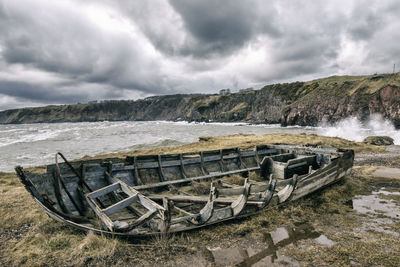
[281,73,400,128]
[0,73,399,128]
[0,89,288,124]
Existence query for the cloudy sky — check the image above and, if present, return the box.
[0,0,399,110]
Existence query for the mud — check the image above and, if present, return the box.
[353,190,400,219]
[371,168,400,179]
[355,145,400,167]
[194,222,335,266]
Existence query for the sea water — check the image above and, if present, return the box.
[0,116,399,172]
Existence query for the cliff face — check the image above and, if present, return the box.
[281,74,400,128]
[0,73,399,128]
[0,89,287,124]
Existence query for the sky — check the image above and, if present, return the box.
[0,0,399,111]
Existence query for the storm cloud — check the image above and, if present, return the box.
[0,0,399,110]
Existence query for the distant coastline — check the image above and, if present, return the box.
[1,73,399,128]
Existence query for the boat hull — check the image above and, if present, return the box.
[16,144,354,237]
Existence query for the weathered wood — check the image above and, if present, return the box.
[85,195,114,231]
[133,156,142,185]
[105,172,165,213]
[16,144,354,237]
[102,194,138,216]
[230,178,250,216]
[190,182,217,224]
[277,174,298,203]
[86,182,120,199]
[127,210,156,229]
[217,183,270,197]
[173,205,193,216]
[148,194,265,205]
[157,155,165,182]
[133,167,259,190]
[200,151,207,175]
[179,153,188,179]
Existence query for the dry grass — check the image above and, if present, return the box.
[306,72,400,96]
[286,231,400,266]
[1,166,399,266]
[0,133,398,266]
[221,174,246,185]
[83,133,385,161]
[189,181,211,195]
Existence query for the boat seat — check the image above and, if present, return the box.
[261,154,317,179]
[85,174,164,232]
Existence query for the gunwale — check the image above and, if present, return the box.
[15,144,354,237]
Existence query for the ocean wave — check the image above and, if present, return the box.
[0,129,62,148]
[126,139,185,151]
[318,114,400,145]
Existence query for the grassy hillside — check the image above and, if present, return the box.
[269,72,400,102]
[0,73,399,127]
[280,73,400,127]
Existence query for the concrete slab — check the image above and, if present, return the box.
[371,167,400,179]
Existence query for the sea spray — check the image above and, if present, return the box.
[318,114,400,145]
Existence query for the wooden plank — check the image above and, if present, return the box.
[291,169,338,200]
[254,146,260,166]
[102,194,138,216]
[237,148,246,168]
[157,155,165,182]
[287,161,307,169]
[133,167,259,190]
[124,149,277,169]
[173,205,193,216]
[179,154,188,178]
[105,172,165,212]
[218,183,270,197]
[200,151,207,175]
[129,210,156,228]
[86,196,114,231]
[86,182,120,199]
[103,179,145,217]
[171,213,200,224]
[277,175,297,203]
[133,156,142,185]
[149,194,264,205]
[219,149,225,172]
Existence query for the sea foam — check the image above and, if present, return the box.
[318,114,400,145]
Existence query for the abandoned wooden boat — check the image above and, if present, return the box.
[15,144,354,236]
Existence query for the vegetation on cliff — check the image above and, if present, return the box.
[0,73,399,127]
[281,73,400,128]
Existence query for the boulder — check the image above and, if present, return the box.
[363,136,394,146]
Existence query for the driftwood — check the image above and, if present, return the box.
[16,144,354,236]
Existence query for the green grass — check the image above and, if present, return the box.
[267,72,400,105]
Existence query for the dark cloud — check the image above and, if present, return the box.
[0,0,399,111]
[348,9,383,41]
[114,0,279,58]
[168,0,261,57]
[0,0,175,98]
[0,80,126,104]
